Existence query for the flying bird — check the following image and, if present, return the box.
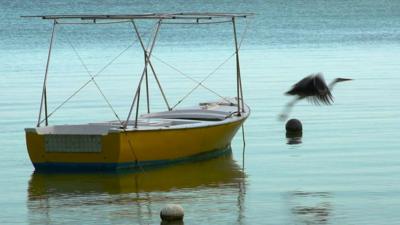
[279,73,352,120]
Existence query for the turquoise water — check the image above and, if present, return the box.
[1,0,400,224]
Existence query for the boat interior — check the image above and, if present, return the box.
[27,101,247,135]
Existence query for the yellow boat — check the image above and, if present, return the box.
[24,13,251,171]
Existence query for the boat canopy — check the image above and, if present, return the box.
[23,12,251,128]
[22,13,253,20]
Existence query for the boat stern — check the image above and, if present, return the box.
[25,127,122,171]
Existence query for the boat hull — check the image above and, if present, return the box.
[26,118,245,171]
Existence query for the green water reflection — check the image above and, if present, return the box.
[27,154,246,224]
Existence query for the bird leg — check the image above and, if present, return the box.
[278,96,303,121]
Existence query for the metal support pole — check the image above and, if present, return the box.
[144,53,150,114]
[238,68,244,112]
[147,59,171,111]
[125,20,162,128]
[134,86,141,128]
[37,19,57,127]
[232,17,243,116]
[131,20,171,111]
[44,89,48,126]
[125,73,145,128]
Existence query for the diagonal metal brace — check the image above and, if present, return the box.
[131,20,171,111]
[124,20,162,128]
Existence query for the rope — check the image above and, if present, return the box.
[171,17,251,109]
[151,54,234,104]
[123,131,145,172]
[64,33,123,125]
[238,17,250,49]
[171,52,235,109]
[241,124,246,170]
[38,22,158,125]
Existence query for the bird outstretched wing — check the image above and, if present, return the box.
[285,75,315,96]
[308,74,333,105]
[285,73,334,105]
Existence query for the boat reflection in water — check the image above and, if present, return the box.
[27,151,246,224]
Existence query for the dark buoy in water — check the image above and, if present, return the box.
[160,204,184,223]
[286,119,303,145]
[285,118,302,134]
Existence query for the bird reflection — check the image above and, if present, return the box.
[27,152,246,225]
[287,191,332,225]
[279,73,352,120]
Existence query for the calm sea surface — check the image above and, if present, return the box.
[1,1,400,224]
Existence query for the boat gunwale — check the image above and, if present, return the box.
[25,105,250,135]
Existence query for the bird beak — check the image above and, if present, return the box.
[337,78,353,82]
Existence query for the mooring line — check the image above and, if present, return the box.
[38,22,158,125]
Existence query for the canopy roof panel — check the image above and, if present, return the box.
[22,12,254,21]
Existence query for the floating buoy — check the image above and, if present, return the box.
[285,118,302,145]
[285,118,302,134]
[160,204,184,222]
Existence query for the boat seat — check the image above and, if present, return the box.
[141,109,232,121]
[32,124,113,135]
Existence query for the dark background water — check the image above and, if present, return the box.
[2,0,400,49]
[1,1,400,224]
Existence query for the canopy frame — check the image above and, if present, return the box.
[22,13,253,20]
[25,13,252,127]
